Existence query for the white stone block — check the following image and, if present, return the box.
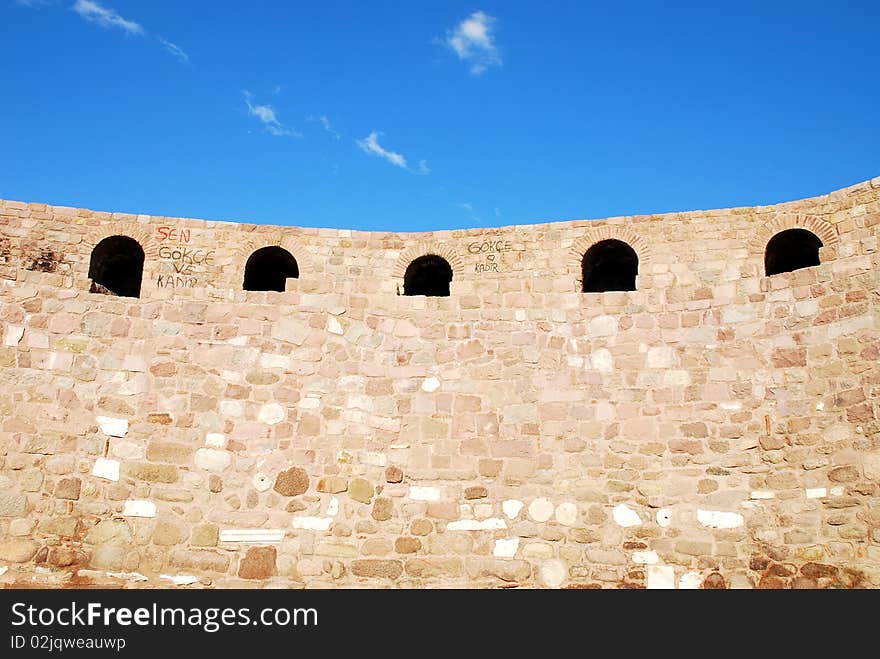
[830,486,844,496]
[291,516,333,531]
[106,571,148,582]
[326,497,339,517]
[219,400,243,417]
[613,503,642,527]
[554,502,578,526]
[205,433,227,449]
[4,325,24,346]
[540,559,567,588]
[502,499,524,519]
[697,509,744,529]
[632,550,659,565]
[409,486,441,501]
[327,317,344,335]
[194,448,231,473]
[361,451,387,467]
[806,487,827,499]
[590,348,613,373]
[421,377,441,393]
[258,403,285,425]
[750,490,775,499]
[96,416,128,438]
[493,538,519,558]
[160,574,198,586]
[679,571,702,590]
[655,508,671,527]
[122,500,156,518]
[447,518,507,531]
[528,497,554,522]
[91,458,119,482]
[219,529,285,543]
[252,472,272,492]
[647,565,675,589]
[646,346,674,368]
[588,315,617,337]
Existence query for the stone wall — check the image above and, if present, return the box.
[0,177,878,588]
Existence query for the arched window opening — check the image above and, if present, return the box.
[764,229,822,276]
[243,246,299,292]
[403,254,452,297]
[88,235,145,298]
[581,239,638,293]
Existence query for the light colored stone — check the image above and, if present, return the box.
[258,403,285,425]
[122,500,156,518]
[613,503,642,527]
[327,316,344,335]
[219,529,285,543]
[361,451,387,467]
[679,571,702,589]
[292,516,333,531]
[194,448,231,473]
[4,325,23,346]
[409,486,441,501]
[503,499,524,519]
[590,348,613,373]
[160,574,199,586]
[205,433,227,449]
[647,565,675,589]
[656,508,672,527]
[0,492,27,517]
[96,416,128,438]
[588,315,617,337]
[806,487,827,499]
[632,550,659,565]
[750,490,775,499]
[540,559,567,588]
[696,509,744,529]
[554,502,578,526]
[447,518,506,531]
[493,538,519,558]
[421,377,440,393]
[528,498,554,522]
[91,458,119,482]
[252,472,272,492]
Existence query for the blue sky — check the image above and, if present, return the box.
[2,1,878,231]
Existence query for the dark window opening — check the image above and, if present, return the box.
[581,239,638,292]
[243,246,299,292]
[404,254,452,296]
[88,235,145,298]
[764,229,822,276]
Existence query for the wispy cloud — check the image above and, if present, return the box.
[158,37,189,64]
[244,91,301,137]
[15,0,53,7]
[445,11,501,76]
[356,131,429,175]
[73,0,143,35]
[456,202,473,212]
[307,115,341,140]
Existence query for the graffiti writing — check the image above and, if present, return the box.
[157,246,215,274]
[156,274,197,288]
[156,226,191,243]
[468,238,513,274]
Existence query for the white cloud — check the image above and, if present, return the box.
[457,202,473,211]
[244,91,301,137]
[16,0,53,7]
[73,0,143,35]
[445,11,501,75]
[158,37,189,64]
[356,131,407,169]
[307,115,341,140]
[356,131,430,175]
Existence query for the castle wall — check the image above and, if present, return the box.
[0,177,878,588]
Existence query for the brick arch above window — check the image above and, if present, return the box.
[568,226,652,291]
[748,213,838,257]
[232,233,312,285]
[392,242,464,281]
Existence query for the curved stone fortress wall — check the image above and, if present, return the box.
[0,178,878,589]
